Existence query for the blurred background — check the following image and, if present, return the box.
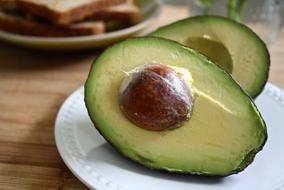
[164,0,284,45]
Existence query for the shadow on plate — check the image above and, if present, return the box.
[86,143,230,185]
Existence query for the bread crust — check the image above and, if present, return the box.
[4,0,127,25]
[0,11,106,36]
[88,3,141,24]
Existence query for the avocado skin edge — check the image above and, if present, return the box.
[84,37,268,177]
[149,15,271,99]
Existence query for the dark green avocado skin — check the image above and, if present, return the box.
[150,16,270,98]
[84,37,268,177]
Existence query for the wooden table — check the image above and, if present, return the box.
[0,5,283,190]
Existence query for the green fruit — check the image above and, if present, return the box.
[85,37,267,176]
[150,16,270,98]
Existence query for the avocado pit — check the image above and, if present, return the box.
[119,64,193,131]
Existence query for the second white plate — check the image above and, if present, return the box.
[55,83,284,190]
[0,0,161,50]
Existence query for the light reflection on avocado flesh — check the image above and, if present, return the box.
[186,36,233,74]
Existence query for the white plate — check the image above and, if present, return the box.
[55,83,284,190]
[0,0,161,50]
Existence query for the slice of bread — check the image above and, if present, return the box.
[88,1,141,25]
[0,10,105,36]
[0,0,127,25]
[0,0,16,9]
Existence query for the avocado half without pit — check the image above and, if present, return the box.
[85,37,267,176]
[150,16,270,98]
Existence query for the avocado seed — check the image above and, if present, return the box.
[119,64,193,131]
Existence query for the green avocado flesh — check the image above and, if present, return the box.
[150,16,270,98]
[85,37,267,176]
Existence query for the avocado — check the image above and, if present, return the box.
[150,16,270,98]
[85,37,267,176]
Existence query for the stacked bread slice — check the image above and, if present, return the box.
[0,0,141,37]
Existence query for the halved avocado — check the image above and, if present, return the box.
[85,37,267,176]
[150,16,270,98]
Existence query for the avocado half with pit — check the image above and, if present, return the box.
[85,37,267,176]
[150,16,270,98]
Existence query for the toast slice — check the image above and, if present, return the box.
[0,10,105,37]
[88,1,141,25]
[0,0,127,25]
[0,0,16,9]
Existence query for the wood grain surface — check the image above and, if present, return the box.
[0,5,284,190]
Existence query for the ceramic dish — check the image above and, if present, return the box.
[55,82,284,190]
[0,0,161,50]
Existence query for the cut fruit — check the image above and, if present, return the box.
[85,37,267,176]
[150,16,270,98]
